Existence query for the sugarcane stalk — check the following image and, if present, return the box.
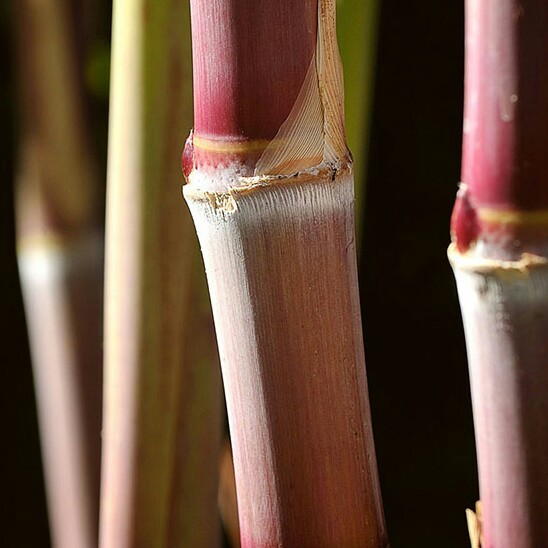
[15,1,103,546]
[449,1,548,546]
[99,0,221,546]
[184,0,387,545]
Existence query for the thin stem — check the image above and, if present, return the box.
[100,0,221,546]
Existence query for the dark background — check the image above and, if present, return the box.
[361,2,476,546]
[1,1,475,546]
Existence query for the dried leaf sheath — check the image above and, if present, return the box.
[185,1,387,543]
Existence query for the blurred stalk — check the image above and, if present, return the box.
[15,1,103,547]
[218,441,240,548]
[184,0,387,544]
[450,1,548,546]
[99,0,221,546]
[337,0,378,236]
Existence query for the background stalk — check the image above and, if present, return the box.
[15,1,103,546]
[100,0,221,546]
[185,0,387,544]
[218,441,241,547]
[450,1,548,545]
[337,0,378,235]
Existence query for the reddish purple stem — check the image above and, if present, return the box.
[461,0,548,211]
[188,0,318,174]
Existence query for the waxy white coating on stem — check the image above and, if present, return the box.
[100,0,221,546]
[185,168,387,546]
[450,245,548,548]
